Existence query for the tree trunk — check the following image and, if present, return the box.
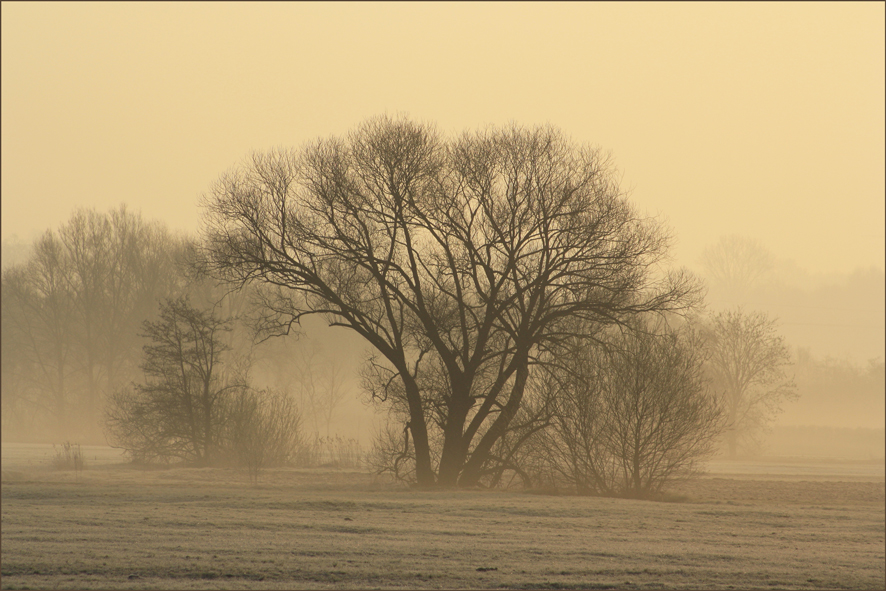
[437,381,472,487]
[202,384,214,465]
[632,450,642,495]
[458,359,529,487]
[727,389,740,458]
[402,376,435,487]
[437,426,467,488]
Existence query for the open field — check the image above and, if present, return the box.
[1,444,884,590]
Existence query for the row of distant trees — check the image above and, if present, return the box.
[2,116,809,496]
[700,234,885,364]
[0,207,346,452]
[1,207,188,441]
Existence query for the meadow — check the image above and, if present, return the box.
[1,444,883,590]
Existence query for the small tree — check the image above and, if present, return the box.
[705,308,797,457]
[106,296,244,465]
[541,318,724,499]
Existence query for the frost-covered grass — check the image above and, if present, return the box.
[1,447,883,590]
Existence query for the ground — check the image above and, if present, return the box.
[1,444,883,590]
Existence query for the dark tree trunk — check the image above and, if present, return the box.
[402,376,435,487]
[437,381,472,487]
[458,359,529,487]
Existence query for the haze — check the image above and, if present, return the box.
[2,3,884,276]
[1,4,883,438]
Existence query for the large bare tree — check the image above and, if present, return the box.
[200,116,699,487]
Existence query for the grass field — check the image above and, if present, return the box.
[1,444,883,590]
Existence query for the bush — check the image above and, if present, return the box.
[367,422,417,484]
[221,388,303,483]
[529,319,725,499]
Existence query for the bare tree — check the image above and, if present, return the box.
[1,233,79,437]
[290,339,349,439]
[106,296,243,464]
[538,317,724,498]
[0,206,187,442]
[705,308,797,457]
[699,235,774,300]
[200,116,699,487]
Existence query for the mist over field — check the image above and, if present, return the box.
[2,3,884,590]
[4,230,882,459]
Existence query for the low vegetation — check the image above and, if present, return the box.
[50,442,85,474]
[298,435,364,470]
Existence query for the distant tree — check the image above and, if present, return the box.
[58,206,186,422]
[537,317,724,498]
[0,235,34,270]
[199,115,699,487]
[289,339,349,439]
[705,308,797,456]
[700,235,773,301]
[0,280,28,436]
[789,349,885,429]
[0,206,187,441]
[1,233,79,437]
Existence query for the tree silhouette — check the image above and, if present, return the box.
[200,116,699,487]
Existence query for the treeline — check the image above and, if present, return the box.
[0,206,359,471]
[1,207,190,442]
[784,350,885,430]
[700,235,885,364]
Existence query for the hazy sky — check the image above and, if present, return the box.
[3,2,884,275]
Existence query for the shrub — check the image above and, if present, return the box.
[296,434,364,469]
[367,422,417,484]
[222,388,302,483]
[526,318,725,499]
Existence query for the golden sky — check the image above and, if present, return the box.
[2,2,883,274]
